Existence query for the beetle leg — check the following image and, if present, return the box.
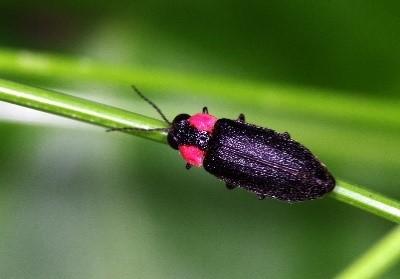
[257,193,267,200]
[225,183,236,190]
[282,132,291,139]
[202,107,209,114]
[237,113,245,122]
[185,163,192,170]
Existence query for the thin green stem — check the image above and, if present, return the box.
[331,180,400,223]
[0,78,168,143]
[334,225,400,279]
[1,78,399,224]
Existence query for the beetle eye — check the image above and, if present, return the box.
[167,133,179,150]
[172,113,190,124]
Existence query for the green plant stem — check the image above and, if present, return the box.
[334,225,400,279]
[1,78,399,224]
[331,180,400,223]
[0,78,168,143]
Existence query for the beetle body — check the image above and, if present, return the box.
[204,118,335,201]
[113,87,336,202]
[167,109,335,202]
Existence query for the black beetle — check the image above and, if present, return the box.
[111,86,336,202]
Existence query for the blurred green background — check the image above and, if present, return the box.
[0,1,399,278]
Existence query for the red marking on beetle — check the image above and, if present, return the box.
[188,113,217,133]
[179,145,205,166]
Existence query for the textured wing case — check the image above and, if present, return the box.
[203,119,335,201]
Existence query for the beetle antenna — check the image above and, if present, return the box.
[106,127,168,132]
[131,85,171,125]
